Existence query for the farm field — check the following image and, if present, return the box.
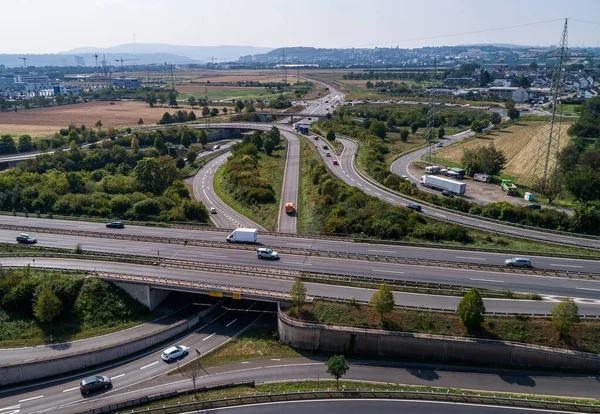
[0,101,173,136]
[434,121,572,185]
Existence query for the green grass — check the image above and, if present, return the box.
[117,379,600,413]
[560,103,581,116]
[177,88,284,102]
[298,137,324,234]
[213,143,286,230]
[293,301,600,353]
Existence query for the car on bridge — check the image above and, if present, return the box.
[16,233,37,244]
[106,221,125,229]
[79,375,111,395]
[161,345,189,362]
[257,248,280,260]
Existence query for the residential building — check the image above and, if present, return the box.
[492,79,512,87]
[0,76,14,93]
[488,86,529,103]
[112,78,141,88]
[54,84,81,96]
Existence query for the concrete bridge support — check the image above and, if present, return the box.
[113,282,171,310]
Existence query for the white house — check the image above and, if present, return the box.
[488,86,530,103]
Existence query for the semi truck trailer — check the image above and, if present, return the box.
[421,175,466,195]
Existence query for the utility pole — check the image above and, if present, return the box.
[19,57,27,69]
[533,18,569,190]
[297,60,300,84]
[170,64,175,90]
[282,49,287,83]
[93,54,99,81]
[115,58,125,78]
[424,58,438,163]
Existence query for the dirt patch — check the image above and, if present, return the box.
[0,101,170,136]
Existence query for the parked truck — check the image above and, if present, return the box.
[425,165,441,174]
[285,202,295,215]
[501,179,518,195]
[226,228,258,243]
[421,175,466,195]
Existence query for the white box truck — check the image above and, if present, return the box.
[226,228,258,243]
[421,175,466,195]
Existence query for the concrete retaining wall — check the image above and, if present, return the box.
[278,307,600,371]
[114,282,171,310]
[0,304,218,387]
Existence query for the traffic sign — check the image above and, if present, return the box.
[209,288,223,298]
[232,292,242,300]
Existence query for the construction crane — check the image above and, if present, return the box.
[93,53,99,81]
[115,57,139,78]
[19,57,27,69]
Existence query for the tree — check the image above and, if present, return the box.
[552,298,580,336]
[130,136,140,153]
[154,134,167,154]
[290,278,307,308]
[250,131,263,150]
[370,120,387,139]
[178,358,208,401]
[235,100,245,112]
[479,69,493,86]
[505,98,516,110]
[202,106,210,117]
[176,157,186,169]
[34,286,62,325]
[326,355,349,389]
[158,94,167,106]
[199,130,208,146]
[187,96,197,108]
[95,120,102,131]
[400,129,409,142]
[564,166,600,202]
[146,93,157,108]
[137,118,144,126]
[410,122,419,135]
[55,92,65,105]
[168,90,178,108]
[18,135,33,153]
[531,171,563,204]
[245,103,256,113]
[370,283,394,322]
[133,156,181,194]
[222,107,228,114]
[507,108,520,120]
[186,150,197,162]
[490,112,502,126]
[461,144,506,176]
[0,135,17,155]
[470,120,485,133]
[437,126,445,140]
[264,137,275,156]
[457,288,485,332]
[210,108,219,117]
[326,129,336,142]
[159,112,173,125]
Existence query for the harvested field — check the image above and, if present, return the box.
[435,121,571,184]
[0,101,173,136]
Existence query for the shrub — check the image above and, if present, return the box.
[457,288,485,332]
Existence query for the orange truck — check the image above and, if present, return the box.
[285,202,294,215]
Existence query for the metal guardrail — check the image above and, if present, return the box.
[1,223,597,279]
[78,388,600,414]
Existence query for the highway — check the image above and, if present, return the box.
[4,350,600,414]
[277,130,299,233]
[2,257,600,315]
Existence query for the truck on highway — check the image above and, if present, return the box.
[285,202,295,215]
[226,228,258,243]
[501,179,518,195]
[421,175,466,195]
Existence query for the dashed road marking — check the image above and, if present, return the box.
[226,319,238,327]
[470,278,504,283]
[19,396,43,403]
[140,361,159,370]
[203,332,217,341]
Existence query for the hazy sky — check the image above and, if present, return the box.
[3,0,599,54]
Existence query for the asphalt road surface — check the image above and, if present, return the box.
[2,257,600,315]
[276,130,299,234]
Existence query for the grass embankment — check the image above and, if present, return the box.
[298,137,326,234]
[213,142,286,230]
[292,301,600,354]
[116,380,599,414]
[0,268,152,347]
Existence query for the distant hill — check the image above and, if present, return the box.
[64,43,273,62]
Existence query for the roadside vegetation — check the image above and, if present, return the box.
[0,267,152,347]
[214,127,284,229]
[291,299,600,353]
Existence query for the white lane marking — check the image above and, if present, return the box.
[271,358,281,361]
[241,361,249,364]
[284,261,305,265]
[0,405,21,412]
[434,213,447,218]
[576,287,600,292]
[368,249,397,254]
[140,361,159,370]
[350,178,355,182]
[226,318,238,327]
[285,243,312,247]
[387,197,394,201]
[550,264,583,268]
[112,374,125,379]
[62,387,79,393]
[470,278,505,283]
[375,192,382,196]
[373,269,404,274]
[203,332,217,341]
[456,256,487,261]
[19,395,43,403]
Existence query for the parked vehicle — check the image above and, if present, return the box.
[226,228,258,243]
[406,203,422,212]
[473,173,491,183]
[257,248,279,260]
[16,233,37,244]
[161,345,189,362]
[80,376,111,395]
[436,142,443,147]
[285,202,294,215]
[106,221,125,229]
[425,165,441,174]
[421,175,466,195]
[505,257,532,268]
[441,190,455,198]
[525,204,541,210]
[501,179,518,195]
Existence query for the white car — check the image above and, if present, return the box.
[161,345,189,362]
[210,207,217,214]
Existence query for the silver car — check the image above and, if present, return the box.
[505,257,532,268]
[161,345,189,362]
[257,248,280,260]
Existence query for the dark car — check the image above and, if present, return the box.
[16,233,37,244]
[406,203,422,212]
[525,204,541,210]
[79,375,111,395]
[322,144,329,150]
[106,221,125,229]
[441,190,455,198]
